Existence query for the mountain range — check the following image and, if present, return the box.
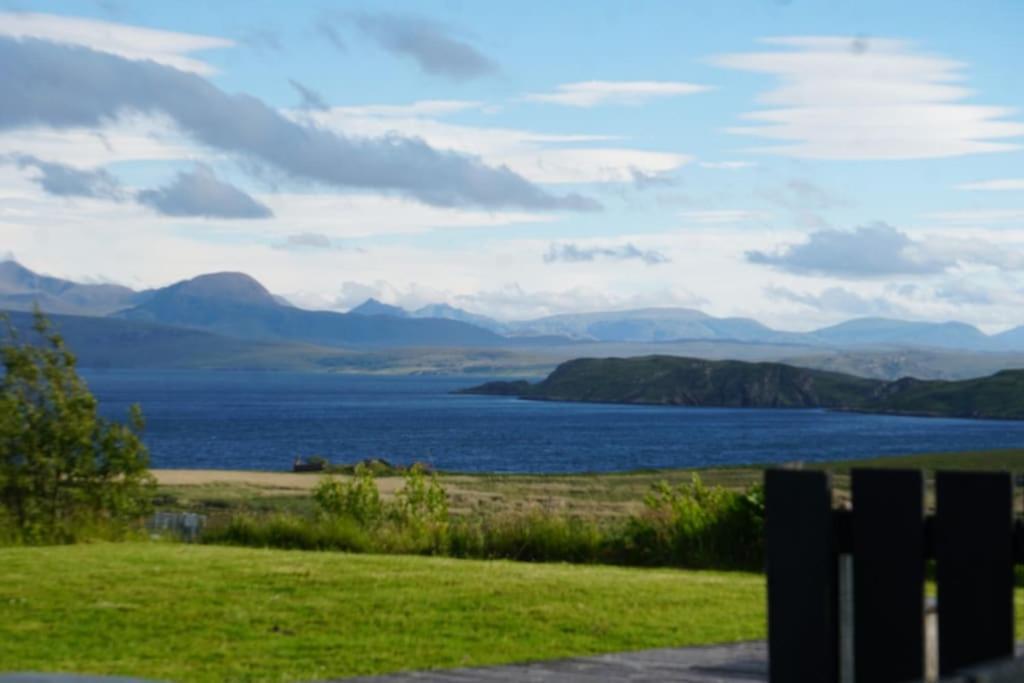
[113,272,510,348]
[5,260,1024,378]
[329,294,1024,353]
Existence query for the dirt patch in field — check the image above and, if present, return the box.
[153,469,406,495]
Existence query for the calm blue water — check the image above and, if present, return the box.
[80,370,1024,473]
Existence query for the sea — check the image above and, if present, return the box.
[81,369,1024,473]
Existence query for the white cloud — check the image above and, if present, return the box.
[543,242,670,266]
[925,209,1024,227]
[0,12,233,75]
[766,285,911,318]
[523,81,710,107]
[326,100,486,118]
[0,113,202,167]
[305,105,691,184]
[956,179,1024,191]
[713,36,1024,160]
[678,209,772,225]
[260,192,554,238]
[748,223,953,278]
[749,222,1024,280]
[499,148,692,184]
[0,164,554,244]
[699,160,757,170]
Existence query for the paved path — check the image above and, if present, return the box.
[333,641,767,683]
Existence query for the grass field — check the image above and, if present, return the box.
[8,451,1024,681]
[153,448,1024,519]
[0,543,765,682]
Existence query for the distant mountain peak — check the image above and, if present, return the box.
[0,259,54,292]
[169,272,278,306]
[411,302,507,333]
[349,298,408,317]
[0,259,141,316]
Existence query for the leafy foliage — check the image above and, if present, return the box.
[307,464,449,551]
[618,474,764,568]
[312,464,383,525]
[213,467,764,570]
[392,464,448,528]
[0,310,154,543]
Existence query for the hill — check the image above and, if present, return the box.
[412,303,508,333]
[115,273,507,348]
[0,309,364,371]
[0,259,144,316]
[809,318,990,350]
[505,307,804,344]
[462,355,1024,419]
[350,298,409,317]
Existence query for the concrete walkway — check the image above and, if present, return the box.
[333,641,767,683]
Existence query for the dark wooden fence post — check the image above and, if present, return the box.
[850,468,925,683]
[936,471,1015,677]
[767,468,1021,683]
[765,469,838,683]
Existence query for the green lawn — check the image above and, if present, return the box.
[0,543,765,682]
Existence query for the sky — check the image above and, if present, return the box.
[2,0,1024,331]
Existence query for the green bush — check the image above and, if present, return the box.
[207,468,764,571]
[307,464,450,554]
[0,311,154,544]
[313,465,382,525]
[391,464,448,537]
[616,474,764,569]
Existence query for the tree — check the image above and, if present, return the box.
[0,309,154,542]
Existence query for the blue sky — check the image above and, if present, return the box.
[2,0,1024,330]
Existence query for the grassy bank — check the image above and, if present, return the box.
[0,543,764,682]
[153,448,1024,519]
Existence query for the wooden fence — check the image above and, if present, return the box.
[765,468,1021,683]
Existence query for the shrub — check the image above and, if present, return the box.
[309,464,450,555]
[617,474,764,569]
[313,465,382,525]
[391,465,448,526]
[209,468,764,571]
[203,514,371,553]
[0,310,154,543]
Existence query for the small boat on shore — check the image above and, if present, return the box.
[292,457,326,473]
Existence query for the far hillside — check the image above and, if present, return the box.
[463,355,1024,420]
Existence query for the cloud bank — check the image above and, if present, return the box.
[0,11,232,74]
[747,223,951,277]
[12,154,124,200]
[288,79,328,111]
[525,81,709,107]
[0,36,596,212]
[714,36,1024,159]
[544,242,670,265]
[766,285,908,317]
[352,12,497,81]
[137,165,273,219]
[956,179,1024,192]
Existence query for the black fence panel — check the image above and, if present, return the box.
[766,467,1024,683]
[851,468,925,683]
[936,471,1015,677]
[765,469,839,683]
